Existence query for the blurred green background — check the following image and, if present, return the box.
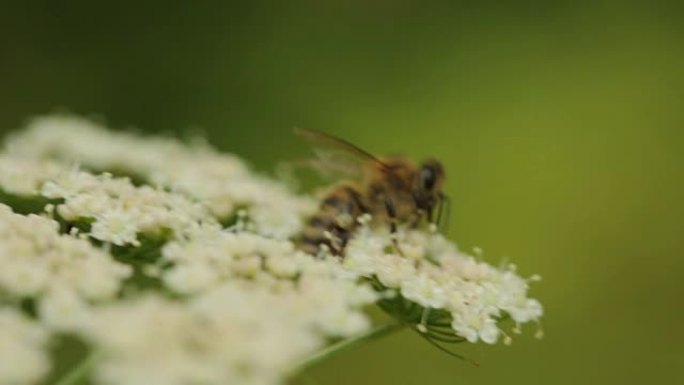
[1,1,682,384]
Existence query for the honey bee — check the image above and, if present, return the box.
[295,128,449,256]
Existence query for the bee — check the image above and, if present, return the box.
[295,128,449,256]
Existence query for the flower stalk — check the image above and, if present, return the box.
[54,350,102,385]
[290,321,404,376]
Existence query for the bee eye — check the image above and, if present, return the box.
[420,167,436,190]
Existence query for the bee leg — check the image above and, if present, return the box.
[436,193,451,233]
[409,209,424,228]
[384,198,406,256]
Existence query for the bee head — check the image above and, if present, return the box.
[413,159,445,213]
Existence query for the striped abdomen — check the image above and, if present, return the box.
[299,185,368,256]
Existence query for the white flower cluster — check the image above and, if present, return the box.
[71,228,375,385]
[0,196,374,385]
[0,116,376,385]
[82,280,370,385]
[0,154,64,196]
[0,309,50,385]
[7,115,315,239]
[344,226,543,344]
[0,204,131,330]
[41,169,216,246]
[161,228,376,336]
[0,155,217,246]
[0,115,544,385]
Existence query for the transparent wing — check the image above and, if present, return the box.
[294,128,389,180]
[294,128,380,160]
[281,157,362,182]
[302,156,363,178]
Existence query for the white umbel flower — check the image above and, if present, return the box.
[7,115,316,238]
[400,274,447,309]
[451,307,501,344]
[345,227,543,344]
[0,114,544,385]
[80,283,341,385]
[0,204,131,330]
[90,207,141,246]
[0,309,51,385]
[0,156,219,246]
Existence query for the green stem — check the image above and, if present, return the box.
[54,349,102,385]
[290,322,403,376]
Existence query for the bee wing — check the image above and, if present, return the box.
[285,157,362,181]
[294,128,390,177]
